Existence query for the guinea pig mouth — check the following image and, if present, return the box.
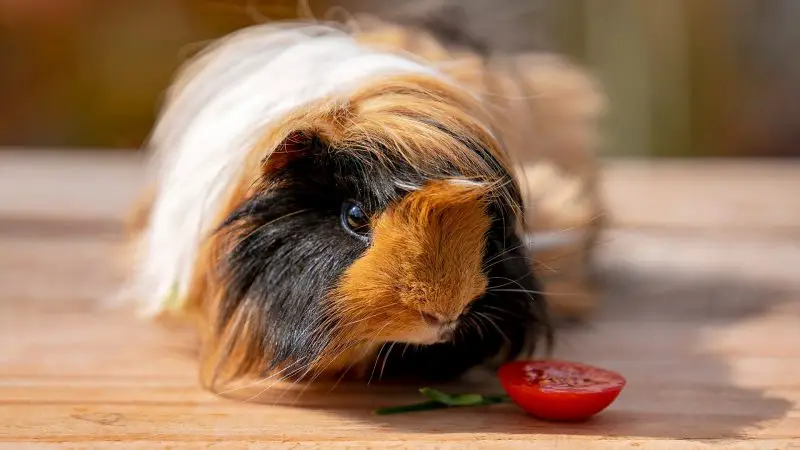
[436,329,455,343]
[434,322,458,343]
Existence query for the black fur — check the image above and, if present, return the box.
[214,134,551,380]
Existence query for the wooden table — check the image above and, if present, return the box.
[2,151,799,449]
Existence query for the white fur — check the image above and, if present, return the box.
[128,22,446,315]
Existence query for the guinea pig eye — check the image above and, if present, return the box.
[341,200,371,240]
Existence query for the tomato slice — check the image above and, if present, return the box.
[498,360,626,421]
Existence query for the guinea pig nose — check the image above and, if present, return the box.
[438,328,455,343]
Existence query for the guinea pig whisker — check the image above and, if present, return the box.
[483,254,534,271]
[214,357,306,398]
[474,312,511,346]
[335,305,395,328]
[332,314,385,332]
[270,311,396,396]
[483,242,527,266]
[272,342,365,405]
[532,259,559,274]
[499,208,508,250]
[291,342,345,385]
[325,342,383,394]
[301,346,356,389]
[314,307,395,344]
[327,362,359,393]
[289,340,371,404]
[464,315,484,341]
[483,244,520,265]
[473,315,487,340]
[365,321,394,385]
[378,342,398,381]
[533,232,616,267]
[489,288,584,297]
[483,246,533,271]
[481,304,523,318]
[328,301,394,318]
[247,362,316,404]
[368,342,389,385]
[545,212,607,236]
[269,362,322,406]
[477,311,505,323]
[487,274,532,290]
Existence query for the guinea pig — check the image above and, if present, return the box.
[123,18,604,391]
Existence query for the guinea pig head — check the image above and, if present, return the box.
[196,75,550,388]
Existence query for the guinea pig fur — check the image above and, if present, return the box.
[124,18,604,390]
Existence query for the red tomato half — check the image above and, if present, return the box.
[498,360,626,421]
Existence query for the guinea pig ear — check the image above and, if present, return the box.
[259,130,322,176]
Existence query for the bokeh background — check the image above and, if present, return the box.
[1,0,799,158]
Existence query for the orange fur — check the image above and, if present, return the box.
[330,180,490,344]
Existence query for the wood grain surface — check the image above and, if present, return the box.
[1,151,799,448]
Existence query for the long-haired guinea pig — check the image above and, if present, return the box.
[123,17,604,390]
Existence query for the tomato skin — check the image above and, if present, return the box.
[498,360,626,421]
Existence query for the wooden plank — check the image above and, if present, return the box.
[1,226,799,446]
[600,159,800,232]
[0,150,143,224]
[2,150,799,231]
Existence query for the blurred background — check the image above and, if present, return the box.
[2,4,799,441]
[1,0,799,158]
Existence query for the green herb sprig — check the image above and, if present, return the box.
[375,388,510,415]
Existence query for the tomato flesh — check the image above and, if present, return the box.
[498,360,625,421]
